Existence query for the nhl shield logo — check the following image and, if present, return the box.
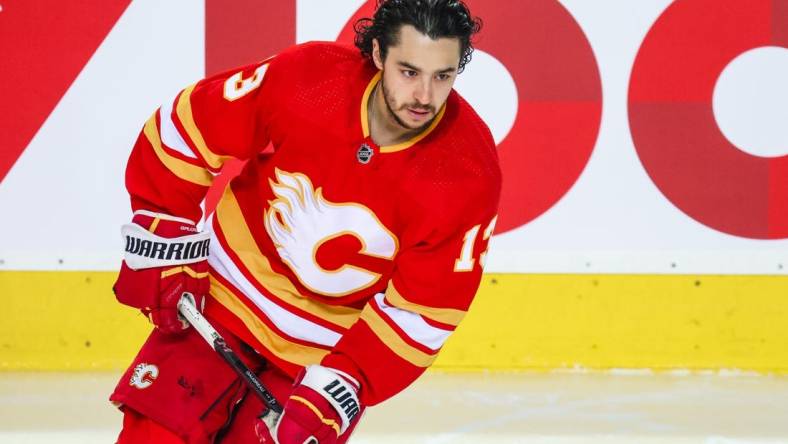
[130,363,159,389]
[356,143,373,164]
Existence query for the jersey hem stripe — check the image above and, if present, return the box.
[207,272,331,366]
[209,232,342,347]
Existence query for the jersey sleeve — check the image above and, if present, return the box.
[322,174,501,406]
[124,56,281,222]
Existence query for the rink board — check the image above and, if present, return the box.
[2,271,787,372]
[3,1,788,375]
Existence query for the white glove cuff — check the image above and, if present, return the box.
[122,222,210,270]
[300,365,361,435]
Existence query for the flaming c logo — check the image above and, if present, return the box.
[264,169,398,297]
[130,363,159,390]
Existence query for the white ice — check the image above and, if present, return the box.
[1,371,787,443]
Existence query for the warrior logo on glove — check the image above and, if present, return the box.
[257,365,362,444]
[124,234,209,262]
[113,210,210,334]
[323,379,360,423]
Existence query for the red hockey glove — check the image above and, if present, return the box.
[113,210,210,334]
[256,365,362,444]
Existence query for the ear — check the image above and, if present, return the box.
[372,38,384,70]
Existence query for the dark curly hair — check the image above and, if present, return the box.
[354,0,482,73]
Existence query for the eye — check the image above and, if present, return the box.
[402,70,418,78]
[436,73,452,81]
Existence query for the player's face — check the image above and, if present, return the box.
[373,25,461,131]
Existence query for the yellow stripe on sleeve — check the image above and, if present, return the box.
[359,304,438,368]
[175,84,233,170]
[143,115,213,187]
[384,283,466,327]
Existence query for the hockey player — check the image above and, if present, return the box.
[111,0,501,442]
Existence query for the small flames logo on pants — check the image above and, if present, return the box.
[130,363,159,389]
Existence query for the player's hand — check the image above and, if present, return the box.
[256,365,362,444]
[113,211,210,334]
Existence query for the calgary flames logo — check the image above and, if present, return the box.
[130,363,159,390]
[264,169,398,297]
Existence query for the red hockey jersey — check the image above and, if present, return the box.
[125,42,501,406]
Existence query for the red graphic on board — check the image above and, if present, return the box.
[629,0,788,239]
[205,0,296,76]
[203,0,296,215]
[2,1,604,238]
[0,1,131,183]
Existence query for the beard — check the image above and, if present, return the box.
[380,75,436,132]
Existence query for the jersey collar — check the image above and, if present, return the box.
[360,71,446,153]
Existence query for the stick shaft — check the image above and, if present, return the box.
[177,294,283,414]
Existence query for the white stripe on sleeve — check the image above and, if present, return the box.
[159,96,198,159]
[373,293,452,351]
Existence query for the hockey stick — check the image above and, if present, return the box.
[177,293,283,430]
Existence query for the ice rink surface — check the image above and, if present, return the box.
[2,371,788,443]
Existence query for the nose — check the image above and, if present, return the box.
[414,79,433,106]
